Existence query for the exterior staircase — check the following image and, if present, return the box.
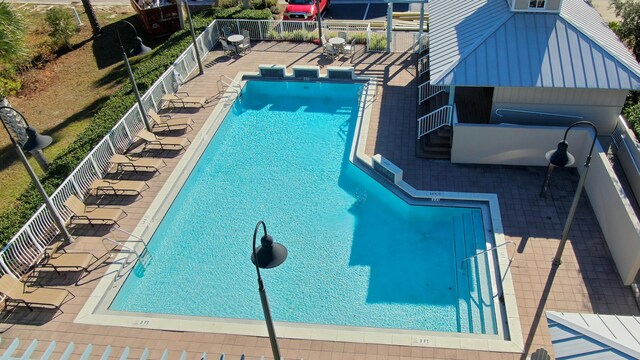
[416,49,452,160]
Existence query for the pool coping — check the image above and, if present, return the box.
[75,72,523,353]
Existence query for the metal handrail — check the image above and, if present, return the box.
[417,105,452,139]
[461,241,516,270]
[217,75,243,97]
[418,81,446,104]
[417,53,429,76]
[101,237,143,259]
[495,108,583,120]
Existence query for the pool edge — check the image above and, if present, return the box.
[74,73,524,354]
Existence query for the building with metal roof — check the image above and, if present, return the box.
[547,311,640,359]
[418,0,640,159]
[428,0,640,90]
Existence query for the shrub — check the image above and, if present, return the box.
[212,6,242,17]
[350,32,367,44]
[369,33,387,51]
[45,7,79,50]
[231,8,272,19]
[270,5,281,14]
[266,0,277,7]
[250,0,262,8]
[218,0,239,8]
[623,101,640,137]
[0,70,22,96]
[0,14,216,246]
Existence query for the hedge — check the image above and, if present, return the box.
[211,6,272,19]
[0,14,216,247]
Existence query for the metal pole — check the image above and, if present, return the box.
[552,121,598,265]
[0,121,74,244]
[259,279,281,360]
[116,28,152,132]
[315,0,323,45]
[553,164,590,265]
[122,50,152,131]
[184,0,204,75]
[253,221,281,360]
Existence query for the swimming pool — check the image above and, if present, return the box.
[108,80,498,335]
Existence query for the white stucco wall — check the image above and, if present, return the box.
[490,88,628,134]
[452,123,640,285]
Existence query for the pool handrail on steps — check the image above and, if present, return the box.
[461,240,517,285]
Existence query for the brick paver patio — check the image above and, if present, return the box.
[1,41,638,360]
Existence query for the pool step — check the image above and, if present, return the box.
[452,215,471,333]
[472,210,496,335]
[454,210,497,335]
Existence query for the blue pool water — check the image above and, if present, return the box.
[110,80,497,334]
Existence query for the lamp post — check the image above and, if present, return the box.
[182,0,204,75]
[251,221,288,360]
[116,20,153,132]
[541,121,598,265]
[0,106,74,244]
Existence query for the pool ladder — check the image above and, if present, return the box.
[217,75,243,99]
[102,228,152,281]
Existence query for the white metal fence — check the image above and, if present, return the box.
[0,20,220,280]
[417,105,452,139]
[215,19,370,43]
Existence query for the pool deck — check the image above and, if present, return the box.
[1,41,638,360]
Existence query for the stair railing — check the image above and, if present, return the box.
[461,240,517,286]
[418,81,446,104]
[417,105,452,139]
[417,54,429,76]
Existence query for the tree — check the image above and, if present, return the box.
[80,0,102,36]
[0,2,26,97]
[610,0,640,61]
[0,2,26,65]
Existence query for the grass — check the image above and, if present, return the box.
[0,5,138,214]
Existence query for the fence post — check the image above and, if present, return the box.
[259,20,264,39]
[0,257,15,278]
[25,228,45,252]
[121,115,132,139]
[106,136,116,154]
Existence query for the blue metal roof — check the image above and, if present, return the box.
[428,0,640,89]
[547,311,640,359]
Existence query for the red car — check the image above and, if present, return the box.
[283,0,329,20]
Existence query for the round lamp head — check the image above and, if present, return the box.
[22,126,53,153]
[545,140,575,168]
[131,37,152,56]
[251,234,288,269]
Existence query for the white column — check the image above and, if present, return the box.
[419,2,425,41]
[387,2,393,52]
